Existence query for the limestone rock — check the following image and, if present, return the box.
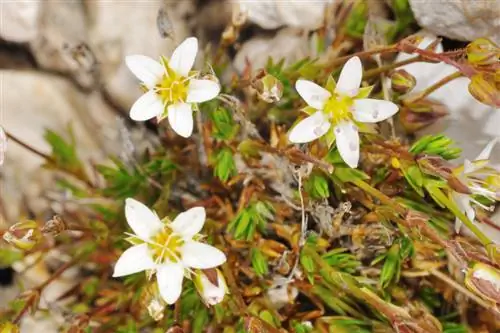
[409,0,500,44]
[238,0,330,30]
[87,0,192,112]
[234,28,309,73]
[29,0,95,89]
[0,1,40,43]
[0,71,118,221]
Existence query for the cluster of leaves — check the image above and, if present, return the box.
[1,1,500,333]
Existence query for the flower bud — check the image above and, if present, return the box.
[400,99,448,133]
[466,38,500,66]
[468,73,500,108]
[465,263,500,303]
[193,269,228,306]
[391,69,416,94]
[0,322,19,333]
[447,175,471,194]
[252,73,283,103]
[139,282,166,321]
[416,154,453,179]
[2,220,42,251]
[41,215,67,236]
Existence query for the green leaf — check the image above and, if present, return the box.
[401,164,425,196]
[97,158,146,199]
[213,147,237,183]
[0,248,23,267]
[251,248,269,277]
[305,171,330,199]
[44,127,85,175]
[228,201,274,240]
[210,107,238,141]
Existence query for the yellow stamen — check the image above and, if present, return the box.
[149,227,184,263]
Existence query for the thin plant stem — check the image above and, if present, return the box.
[403,71,463,105]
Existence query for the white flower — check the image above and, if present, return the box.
[193,269,228,306]
[126,37,221,138]
[452,139,500,233]
[288,56,399,168]
[113,198,226,305]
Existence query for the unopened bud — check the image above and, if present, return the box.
[232,3,248,27]
[166,326,184,333]
[416,154,453,179]
[252,72,283,103]
[0,322,19,333]
[391,69,416,94]
[66,314,89,333]
[238,139,262,158]
[467,38,500,66]
[468,73,500,108]
[222,25,237,46]
[41,215,67,235]
[465,263,500,303]
[139,282,166,321]
[400,99,448,133]
[447,175,471,194]
[193,269,228,306]
[3,220,42,251]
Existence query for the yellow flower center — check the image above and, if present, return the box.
[155,73,188,105]
[322,95,354,126]
[148,227,184,264]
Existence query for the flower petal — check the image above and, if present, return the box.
[125,198,163,239]
[453,192,475,233]
[157,262,185,304]
[352,99,399,123]
[186,79,221,103]
[170,207,206,239]
[288,111,331,144]
[125,55,164,88]
[130,91,164,121]
[295,79,331,109]
[475,138,498,161]
[335,56,362,97]
[334,121,360,168]
[167,102,194,138]
[169,37,198,77]
[112,244,155,277]
[181,241,226,269]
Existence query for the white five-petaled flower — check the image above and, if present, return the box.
[452,139,500,233]
[126,37,221,138]
[113,198,227,305]
[288,56,399,168]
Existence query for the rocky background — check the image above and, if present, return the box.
[0,0,499,330]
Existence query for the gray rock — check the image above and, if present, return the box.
[0,1,40,43]
[409,0,500,44]
[86,0,192,112]
[29,0,95,89]
[0,70,118,221]
[234,28,310,73]
[238,0,330,30]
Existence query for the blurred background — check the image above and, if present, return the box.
[0,0,499,329]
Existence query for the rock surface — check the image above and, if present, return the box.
[238,0,330,30]
[0,1,40,43]
[234,28,310,73]
[0,70,118,220]
[409,0,500,44]
[87,0,192,111]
